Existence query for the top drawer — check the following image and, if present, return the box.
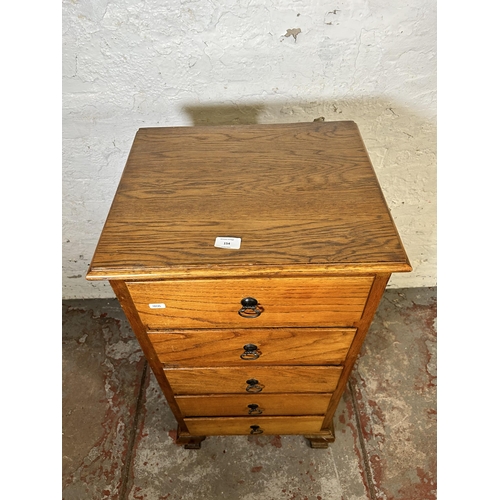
[126,276,373,329]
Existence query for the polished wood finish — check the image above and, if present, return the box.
[87,122,410,281]
[164,366,343,395]
[175,394,332,417]
[149,327,356,367]
[127,277,373,329]
[184,416,326,436]
[86,122,411,449]
[109,280,189,433]
[321,273,391,429]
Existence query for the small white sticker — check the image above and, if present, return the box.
[214,237,241,250]
[149,303,166,309]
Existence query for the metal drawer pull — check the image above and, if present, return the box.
[238,297,262,318]
[250,425,263,435]
[240,343,260,360]
[245,378,264,393]
[247,404,263,415]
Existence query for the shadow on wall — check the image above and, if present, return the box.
[181,97,436,134]
[183,104,265,126]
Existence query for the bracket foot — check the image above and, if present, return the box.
[304,420,335,449]
[175,427,206,449]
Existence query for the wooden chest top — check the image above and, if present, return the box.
[87,121,411,280]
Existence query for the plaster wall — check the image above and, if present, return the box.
[62,0,436,299]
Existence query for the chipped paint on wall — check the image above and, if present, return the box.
[283,28,302,41]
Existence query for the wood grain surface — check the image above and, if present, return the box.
[322,273,391,429]
[163,365,343,395]
[109,281,189,432]
[86,122,412,445]
[87,122,411,280]
[149,327,356,366]
[175,393,332,417]
[126,276,373,329]
[184,416,325,435]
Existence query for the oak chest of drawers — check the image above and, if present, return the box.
[86,121,411,449]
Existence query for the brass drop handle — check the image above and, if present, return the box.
[247,404,263,415]
[246,378,264,393]
[238,297,262,318]
[250,425,263,435]
[240,343,260,360]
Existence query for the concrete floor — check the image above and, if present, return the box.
[62,287,436,500]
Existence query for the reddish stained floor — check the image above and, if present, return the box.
[62,287,436,500]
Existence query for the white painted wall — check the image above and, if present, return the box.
[63,0,436,299]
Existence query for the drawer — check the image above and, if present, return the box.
[126,276,373,329]
[184,416,325,435]
[149,327,356,367]
[164,366,343,395]
[175,394,332,417]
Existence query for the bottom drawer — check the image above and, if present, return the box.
[184,416,326,436]
[176,394,331,417]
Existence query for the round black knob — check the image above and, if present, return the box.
[238,297,262,318]
[250,425,263,435]
[240,343,260,360]
[241,297,258,308]
[247,404,263,415]
[245,378,264,393]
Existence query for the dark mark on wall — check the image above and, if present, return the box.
[325,10,341,25]
[284,28,301,42]
[68,275,83,279]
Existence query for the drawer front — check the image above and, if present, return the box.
[149,327,356,367]
[184,416,325,435]
[176,394,332,417]
[126,276,373,329]
[164,366,343,395]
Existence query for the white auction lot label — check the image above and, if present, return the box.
[214,237,241,250]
